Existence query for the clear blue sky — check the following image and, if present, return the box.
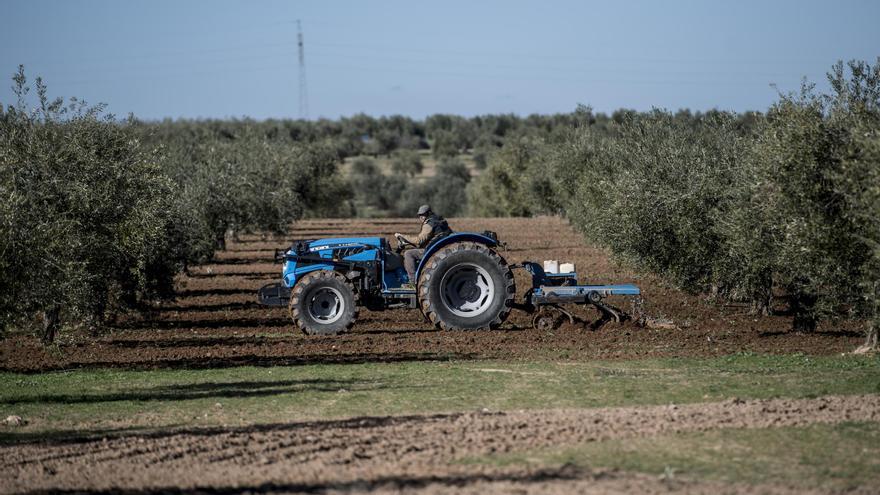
[2,0,878,120]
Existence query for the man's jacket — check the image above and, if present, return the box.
[413,214,452,248]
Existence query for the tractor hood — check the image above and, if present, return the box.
[305,237,383,252]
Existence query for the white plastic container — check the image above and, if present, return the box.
[560,262,575,274]
[543,260,559,273]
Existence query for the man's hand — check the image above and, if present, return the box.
[395,233,414,248]
[393,233,408,253]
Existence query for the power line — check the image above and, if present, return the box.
[39,58,820,90]
[305,48,811,80]
[308,41,833,66]
[28,45,814,84]
[297,20,309,120]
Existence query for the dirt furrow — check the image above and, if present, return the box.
[1,217,866,373]
[2,395,878,494]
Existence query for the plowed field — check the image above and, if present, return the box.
[2,217,875,494]
[0,217,864,372]
[5,395,879,494]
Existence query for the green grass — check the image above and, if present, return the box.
[1,353,877,442]
[462,421,880,491]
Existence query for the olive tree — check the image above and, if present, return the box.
[827,60,880,349]
[555,110,748,295]
[390,149,423,177]
[1,67,178,341]
[158,127,343,249]
[396,157,472,217]
[731,60,880,333]
[467,135,557,217]
[348,157,406,216]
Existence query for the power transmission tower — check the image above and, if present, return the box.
[297,20,309,119]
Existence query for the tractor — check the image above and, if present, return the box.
[258,230,642,335]
[257,231,515,334]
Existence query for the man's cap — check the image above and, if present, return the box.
[417,204,432,216]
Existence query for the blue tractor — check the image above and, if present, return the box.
[257,231,515,334]
[258,230,642,335]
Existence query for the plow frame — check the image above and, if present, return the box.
[511,262,643,330]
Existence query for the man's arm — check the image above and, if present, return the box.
[395,222,431,247]
[414,222,434,248]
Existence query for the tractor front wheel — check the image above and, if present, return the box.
[289,270,358,335]
[418,242,515,330]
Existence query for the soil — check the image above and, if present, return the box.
[1,217,877,494]
[3,394,878,494]
[0,217,866,373]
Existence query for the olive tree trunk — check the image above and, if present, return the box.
[790,293,818,332]
[41,306,60,344]
[854,282,879,354]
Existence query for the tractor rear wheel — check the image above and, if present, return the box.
[418,242,515,330]
[289,270,358,335]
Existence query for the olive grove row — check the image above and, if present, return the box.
[469,60,879,346]
[2,60,877,348]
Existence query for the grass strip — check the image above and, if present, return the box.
[461,421,880,491]
[1,353,877,442]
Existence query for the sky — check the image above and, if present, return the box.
[1,0,878,120]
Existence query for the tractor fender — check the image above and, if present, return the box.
[283,263,335,288]
[414,232,499,282]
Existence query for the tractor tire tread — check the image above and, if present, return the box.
[418,242,515,331]
[289,270,358,335]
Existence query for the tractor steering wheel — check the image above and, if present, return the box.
[394,233,416,252]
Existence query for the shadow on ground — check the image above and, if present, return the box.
[116,317,293,331]
[0,377,398,406]
[186,271,276,278]
[1,350,479,373]
[175,288,255,297]
[19,465,587,494]
[1,410,465,446]
[100,335,292,349]
[158,302,265,313]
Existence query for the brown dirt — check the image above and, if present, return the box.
[3,394,878,494]
[0,217,865,373]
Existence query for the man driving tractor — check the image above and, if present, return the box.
[395,204,452,287]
